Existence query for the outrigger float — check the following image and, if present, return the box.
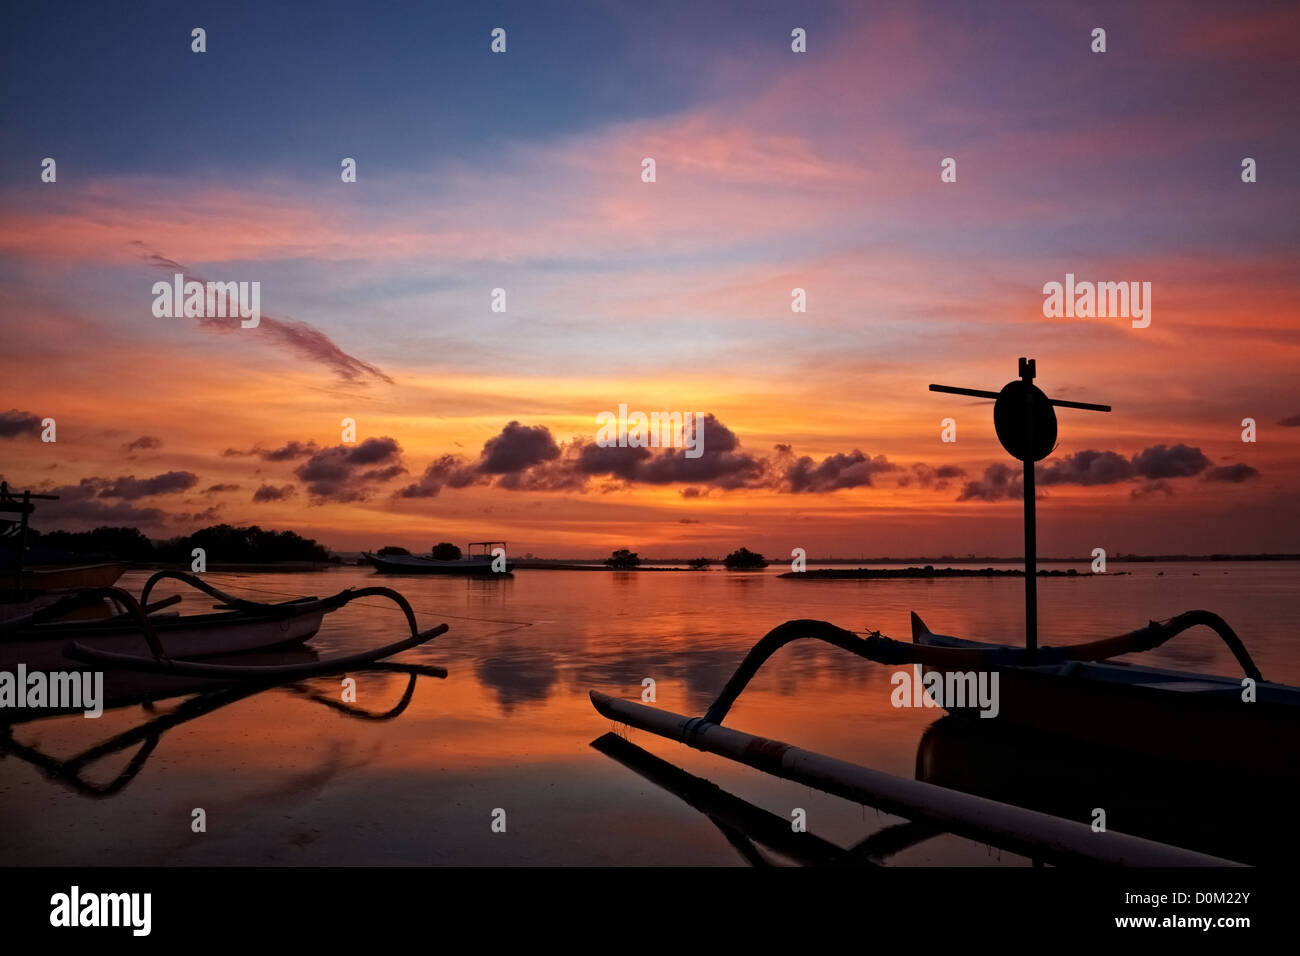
[590,359,1293,865]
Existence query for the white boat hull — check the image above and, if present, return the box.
[366,552,511,575]
[1,607,324,720]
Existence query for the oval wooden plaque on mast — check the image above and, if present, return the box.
[993,379,1058,463]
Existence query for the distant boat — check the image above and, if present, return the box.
[365,541,512,575]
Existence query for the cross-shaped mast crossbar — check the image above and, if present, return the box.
[928,383,1111,413]
[928,359,1111,656]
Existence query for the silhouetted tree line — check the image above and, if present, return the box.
[37,526,154,560]
[601,549,768,569]
[723,547,767,569]
[605,548,640,569]
[35,524,332,563]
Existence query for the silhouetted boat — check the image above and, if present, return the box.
[915,716,1299,866]
[586,360,1290,865]
[903,360,1300,759]
[1,482,127,600]
[910,612,1299,762]
[365,540,511,575]
[4,591,325,676]
[1,566,129,624]
[588,610,1278,865]
[6,562,127,592]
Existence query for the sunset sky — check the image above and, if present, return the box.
[2,0,1297,558]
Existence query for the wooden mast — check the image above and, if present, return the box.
[929,359,1111,657]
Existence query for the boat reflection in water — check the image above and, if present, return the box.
[0,657,447,799]
[592,716,1290,867]
[591,681,1293,867]
[592,732,933,867]
[914,715,1298,867]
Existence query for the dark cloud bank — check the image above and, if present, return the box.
[241,418,1259,506]
[958,443,1259,501]
[394,415,909,501]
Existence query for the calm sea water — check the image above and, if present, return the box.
[2,562,1296,866]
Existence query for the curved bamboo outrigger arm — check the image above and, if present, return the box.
[1060,610,1262,682]
[703,620,873,725]
[699,619,1040,725]
[700,611,1263,726]
[140,569,304,614]
[139,570,433,643]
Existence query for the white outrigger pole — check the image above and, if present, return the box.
[591,691,1240,867]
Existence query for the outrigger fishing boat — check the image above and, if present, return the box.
[365,541,511,575]
[4,562,127,593]
[4,571,326,672]
[1,569,448,720]
[590,359,1291,865]
[911,611,1300,763]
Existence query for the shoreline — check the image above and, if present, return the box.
[779,567,1127,579]
[96,557,1294,575]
